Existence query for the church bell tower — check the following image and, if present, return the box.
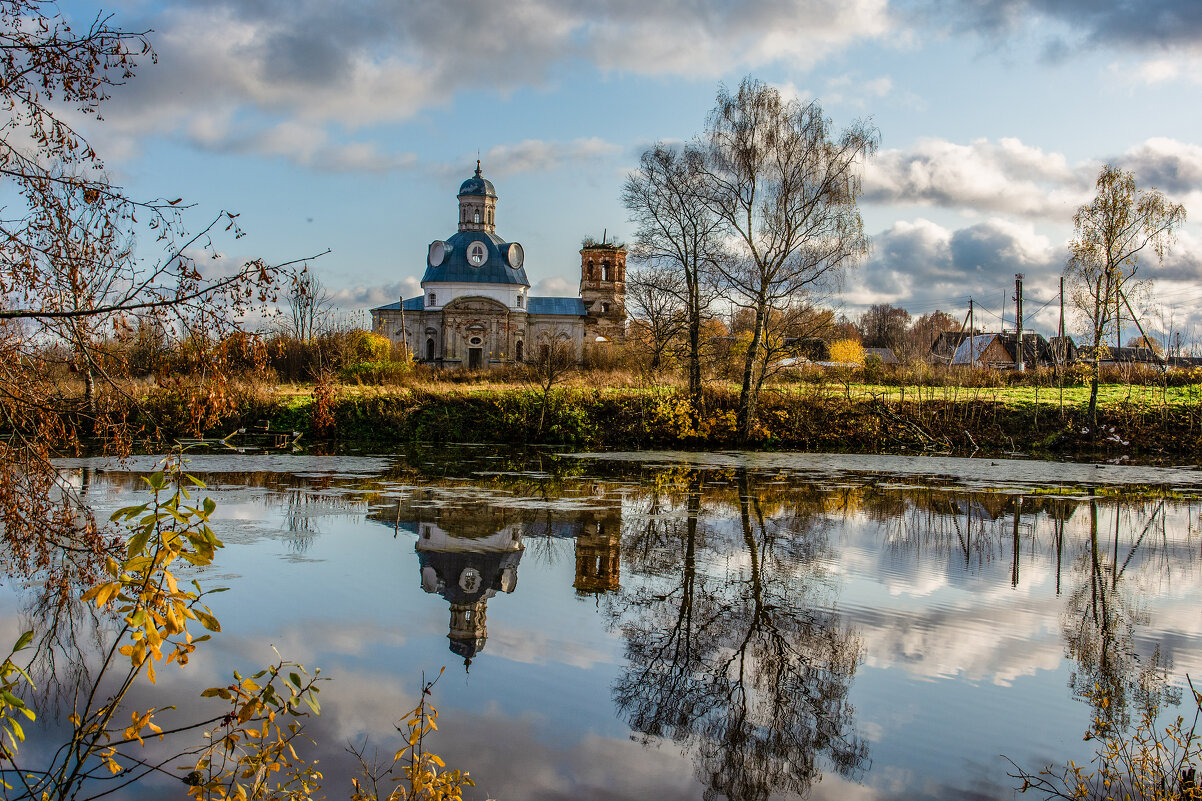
[579,239,626,343]
[457,160,497,234]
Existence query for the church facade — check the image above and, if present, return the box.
[370,164,626,367]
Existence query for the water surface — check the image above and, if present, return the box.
[19,449,1202,800]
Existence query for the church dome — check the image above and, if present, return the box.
[458,161,496,198]
[421,231,530,287]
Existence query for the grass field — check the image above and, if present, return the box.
[124,374,1202,455]
[785,382,1202,408]
[265,379,1202,411]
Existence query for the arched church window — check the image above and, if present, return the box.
[428,293,436,306]
[601,302,610,314]
[603,261,612,281]
[426,338,435,362]
[474,210,480,223]
[515,340,523,362]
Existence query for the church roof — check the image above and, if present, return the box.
[416,548,523,607]
[457,162,496,198]
[374,295,588,316]
[421,230,531,286]
[370,296,424,312]
[528,296,587,316]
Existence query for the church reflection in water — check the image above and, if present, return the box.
[416,523,523,668]
[371,490,623,667]
[572,509,621,594]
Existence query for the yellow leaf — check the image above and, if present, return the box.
[195,609,222,633]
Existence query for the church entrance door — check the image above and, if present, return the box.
[468,348,483,369]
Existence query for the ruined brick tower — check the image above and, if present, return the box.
[579,240,626,346]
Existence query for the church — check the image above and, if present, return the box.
[370,163,626,367]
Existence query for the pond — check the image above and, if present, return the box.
[16,448,1202,800]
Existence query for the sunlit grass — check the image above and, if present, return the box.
[258,377,1202,411]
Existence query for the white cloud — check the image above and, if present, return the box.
[586,0,893,75]
[824,73,894,106]
[476,138,623,178]
[847,213,1202,340]
[1117,138,1202,200]
[91,0,894,159]
[1130,57,1188,84]
[533,276,576,296]
[846,216,1063,317]
[863,135,1202,220]
[770,81,815,105]
[327,279,421,309]
[865,76,894,96]
[175,116,419,173]
[863,137,1091,218]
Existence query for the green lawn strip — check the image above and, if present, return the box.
[263,381,1202,410]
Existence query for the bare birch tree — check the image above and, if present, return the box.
[701,77,877,441]
[1066,165,1185,423]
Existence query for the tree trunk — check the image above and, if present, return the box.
[687,310,701,406]
[83,364,97,438]
[75,330,98,438]
[687,270,702,425]
[736,298,768,442]
[1088,350,1101,427]
[1088,283,1105,428]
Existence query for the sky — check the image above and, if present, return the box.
[59,0,1202,342]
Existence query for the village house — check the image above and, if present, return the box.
[950,332,1056,369]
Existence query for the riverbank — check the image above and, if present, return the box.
[136,383,1202,459]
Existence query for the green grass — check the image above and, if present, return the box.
[257,378,1202,414]
[770,382,1202,409]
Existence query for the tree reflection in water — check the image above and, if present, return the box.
[42,452,1202,799]
[1062,496,1179,728]
[609,469,868,801]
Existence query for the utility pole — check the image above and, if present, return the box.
[1015,273,1025,372]
[1058,275,1065,412]
[969,298,975,367]
[1118,286,1168,374]
[399,302,408,358]
[1115,292,1122,350]
[1058,276,1065,358]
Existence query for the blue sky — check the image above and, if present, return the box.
[63,0,1202,341]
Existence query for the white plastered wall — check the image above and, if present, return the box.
[421,282,527,311]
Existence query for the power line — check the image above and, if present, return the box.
[1025,293,1060,319]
